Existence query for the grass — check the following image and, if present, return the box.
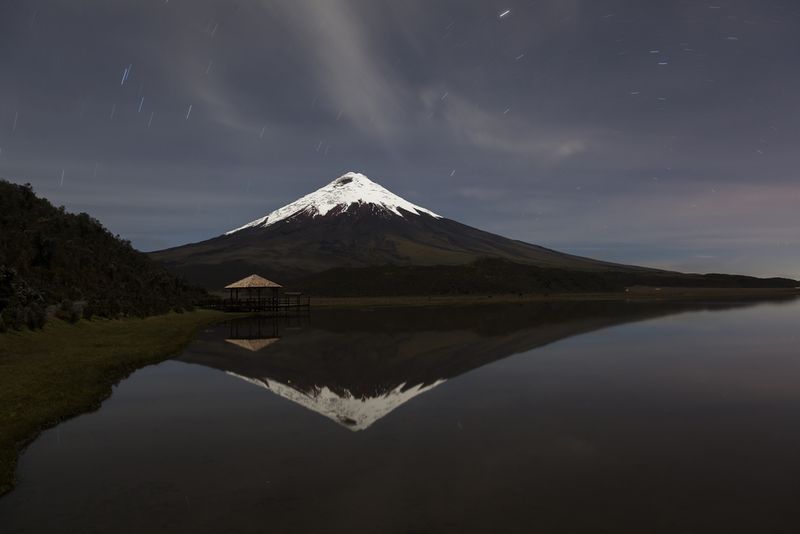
[0,309,232,497]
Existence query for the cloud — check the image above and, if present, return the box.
[191,80,262,136]
[264,0,410,142]
[429,90,590,161]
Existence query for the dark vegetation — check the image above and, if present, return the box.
[296,258,798,297]
[0,180,205,330]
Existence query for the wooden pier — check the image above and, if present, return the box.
[205,294,311,313]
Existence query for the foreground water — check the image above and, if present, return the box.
[2,298,800,533]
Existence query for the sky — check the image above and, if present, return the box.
[0,0,798,278]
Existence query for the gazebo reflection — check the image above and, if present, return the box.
[224,315,280,352]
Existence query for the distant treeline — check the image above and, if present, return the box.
[295,258,798,297]
[0,180,205,331]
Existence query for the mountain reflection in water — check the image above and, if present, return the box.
[180,298,793,431]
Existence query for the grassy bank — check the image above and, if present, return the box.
[312,287,800,308]
[0,310,232,497]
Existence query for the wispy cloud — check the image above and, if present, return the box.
[265,0,410,142]
[428,89,590,161]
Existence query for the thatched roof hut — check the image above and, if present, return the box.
[225,274,283,308]
[225,274,282,289]
[221,274,307,312]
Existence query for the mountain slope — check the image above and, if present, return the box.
[151,172,654,288]
[294,258,798,297]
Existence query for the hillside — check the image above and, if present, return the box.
[0,180,204,330]
[293,258,798,297]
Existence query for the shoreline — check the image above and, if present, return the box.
[311,287,800,308]
[0,310,235,497]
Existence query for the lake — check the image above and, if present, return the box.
[2,298,800,533]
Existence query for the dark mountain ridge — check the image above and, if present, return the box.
[293,258,798,297]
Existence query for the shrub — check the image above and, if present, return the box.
[1,307,15,330]
[55,300,75,322]
[12,307,25,330]
[25,304,46,330]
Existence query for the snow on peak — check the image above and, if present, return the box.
[225,371,446,431]
[225,171,441,235]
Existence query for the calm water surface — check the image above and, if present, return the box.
[2,298,800,533]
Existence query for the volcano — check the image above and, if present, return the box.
[151,171,653,288]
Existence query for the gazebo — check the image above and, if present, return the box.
[225,274,283,310]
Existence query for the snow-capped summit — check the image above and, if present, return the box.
[226,172,441,235]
